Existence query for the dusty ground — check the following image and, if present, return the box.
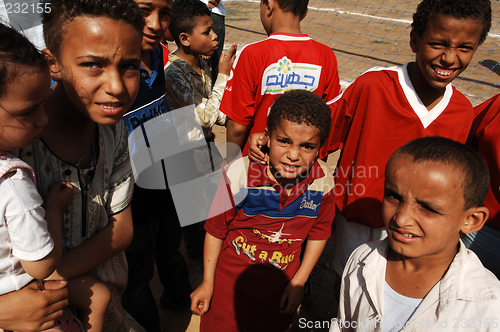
[151,234,339,332]
[149,126,341,332]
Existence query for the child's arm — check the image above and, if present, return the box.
[165,44,237,129]
[279,239,328,314]
[227,118,248,162]
[194,43,237,127]
[190,232,223,315]
[20,182,73,280]
[47,205,133,280]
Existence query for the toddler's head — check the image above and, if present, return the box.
[0,24,50,155]
[265,89,331,188]
[42,0,145,125]
[383,136,490,260]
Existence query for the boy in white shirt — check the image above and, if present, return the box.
[333,136,500,332]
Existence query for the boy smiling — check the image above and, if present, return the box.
[327,0,492,278]
[334,136,500,332]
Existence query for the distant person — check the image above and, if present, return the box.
[191,90,336,332]
[164,0,236,266]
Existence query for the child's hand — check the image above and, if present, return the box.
[218,43,237,77]
[45,182,73,213]
[248,132,268,165]
[190,281,214,315]
[279,280,305,315]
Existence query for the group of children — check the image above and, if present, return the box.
[0,0,499,332]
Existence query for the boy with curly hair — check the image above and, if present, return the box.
[191,90,336,332]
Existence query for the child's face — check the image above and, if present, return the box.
[0,68,50,154]
[187,15,218,57]
[410,14,483,91]
[382,154,471,261]
[266,119,321,185]
[136,0,173,53]
[50,16,142,125]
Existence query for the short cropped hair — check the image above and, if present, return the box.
[412,0,491,45]
[0,24,47,98]
[262,0,308,17]
[267,90,331,146]
[170,0,211,46]
[392,136,490,210]
[43,0,145,58]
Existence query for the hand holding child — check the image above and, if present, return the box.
[279,279,304,315]
[248,132,268,164]
[218,43,237,77]
[0,280,69,332]
[190,281,214,315]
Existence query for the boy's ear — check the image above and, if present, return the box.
[461,206,490,234]
[42,48,62,81]
[265,127,271,149]
[179,32,190,47]
[299,8,308,21]
[265,0,274,17]
[409,29,418,53]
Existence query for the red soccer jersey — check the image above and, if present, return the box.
[205,157,335,298]
[220,33,341,158]
[332,64,475,228]
[469,94,500,231]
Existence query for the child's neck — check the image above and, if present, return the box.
[385,245,457,299]
[41,83,97,168]
[407,62,446,111]
[268,12,303,35]
[141,50,153,75]
[174,48,202,74]
[267,164,304,194]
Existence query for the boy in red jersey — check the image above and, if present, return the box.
[329,0,492,278]
[191,90,336,332]
[248,0,492,282]
[221,0,341,163]
[462,94,500,279]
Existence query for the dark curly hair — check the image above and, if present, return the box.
[0,23,48,98]
[392,136,490,210]
[267,90,331,146]
[43,0,145,58]
[412,0,491,45]
[170,0,211,46]
[261,0,308,17]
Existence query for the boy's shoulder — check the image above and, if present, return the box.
[344,64,471,107]
[444,241,500,297]
[240,33,334,56]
